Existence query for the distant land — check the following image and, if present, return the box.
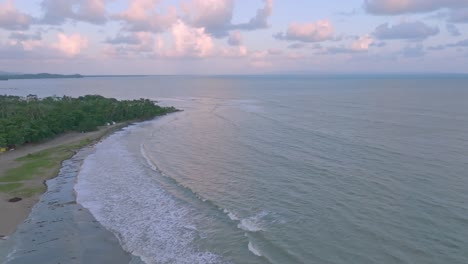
[0,73,83,80]
[2,72,468,81]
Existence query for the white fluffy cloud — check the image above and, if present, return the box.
[274,20,335,42]
[169,20,214,58]
[0,0,33,30]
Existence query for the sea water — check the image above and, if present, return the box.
[1,75,468,263]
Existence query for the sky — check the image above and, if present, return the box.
[0,0,468,75]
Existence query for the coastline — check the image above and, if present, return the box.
[0,122,130,237]
[0,146,139,263]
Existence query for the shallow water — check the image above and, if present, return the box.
[2,76,468,263]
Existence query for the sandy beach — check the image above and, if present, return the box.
[0,123,129,237]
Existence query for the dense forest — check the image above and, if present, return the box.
[0,95,178,148]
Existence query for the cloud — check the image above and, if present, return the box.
[169,20,214,58]
[232,0,273,30]
[370,41,386,47]
[274,20,335,42]
[105,33,142,45]
[427,44,445,50]
[287,43,306,49]
[104,32,161,56]
[218,45,248,58]
[363,0,468,15]
[351,35,374,51]
[41,0,108,25]
[0,0,34,30]
[446,23,461,36]
[447,39,468,47]
[401,44,425,57]
[427,39,468,51]
[54,33,89,56]
[227,31,242,46]
[113,0,177,32]
[0,32,88,60]
[373,21,439,40]
[321,35,374,54]
[338,9,358,16]
[9,31,42,41]
[182,0,273,37]
[182,0,234,37]
[448,8,468,23]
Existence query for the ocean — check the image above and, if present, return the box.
[1,75,468,263]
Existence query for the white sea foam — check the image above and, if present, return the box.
[237,211,269,232]
[223,209,240,221]
[140,143,162,174]
[75,129,224,264]
[248,241,262,257]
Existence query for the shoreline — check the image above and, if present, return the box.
[0,122,131,237]
[0,146,138,263]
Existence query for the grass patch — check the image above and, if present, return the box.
[13,186,46,197]
[0,182,23,193]
[0,158,55,182]
[0,138,94,184]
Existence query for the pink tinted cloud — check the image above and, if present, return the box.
[182,0,234,32]
[54,33,89,56]
[169,20,214,58]
[0,0,33,30]
[351,35,374,51]
[114,0,177,32]
[219,45,248,57]
[275,20,335,42]
[1,32,88,60]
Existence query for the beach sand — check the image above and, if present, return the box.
[0,123,128,237]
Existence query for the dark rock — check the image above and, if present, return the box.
[8,197,22,202]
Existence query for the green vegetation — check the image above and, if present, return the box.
[0,138,103,196]
[0,182,23,193]
[0,94,178,148]
[0,73,83,80]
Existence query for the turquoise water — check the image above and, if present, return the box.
[2,76,468,263]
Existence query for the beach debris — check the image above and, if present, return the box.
[8,197,22,202]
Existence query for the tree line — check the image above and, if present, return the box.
[0,94,178,148]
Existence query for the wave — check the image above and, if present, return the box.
[140,143,209,203]
[75,128,225,264]
[141,133,278,262]
[223,208,240,221]
[237,211,269,232]
[248,241,263,257]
